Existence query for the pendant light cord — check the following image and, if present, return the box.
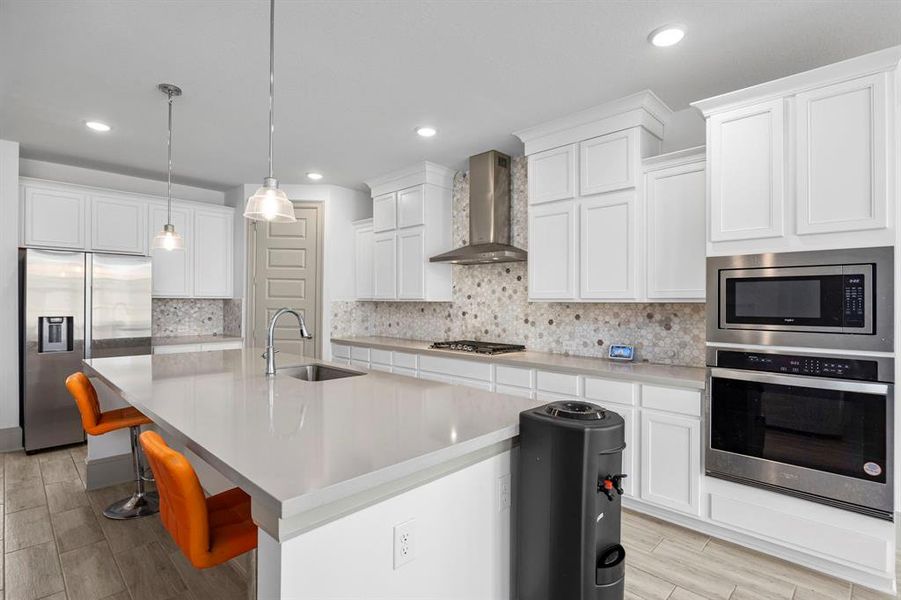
[167,89,174,224]
[268,0,275,179]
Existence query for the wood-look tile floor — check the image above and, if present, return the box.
[2,447,250,600]
[0,447,897,599]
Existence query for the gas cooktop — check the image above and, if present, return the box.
[430,340,526,355]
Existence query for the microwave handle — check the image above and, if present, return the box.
[709,368,889,395]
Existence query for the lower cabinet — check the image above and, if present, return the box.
[640,410,701,515]
[153,340,243,355]
[603,403,636,497]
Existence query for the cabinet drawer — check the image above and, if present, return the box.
[371,348,392,365]
[351,346,371,361]
[351,359,369,369]
[200,341,243,352]
[332,344,351,359]
[536,370,580,396]
[641,385,701,417]
[419,355,492,381]
[495,384,534,399]
[392,366,417,378]
[495,365,533,388]
[393,352,418,369]
[370,363,392,373]
[584,377,636,406]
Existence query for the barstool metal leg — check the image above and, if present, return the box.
[247,549,257,600]
[102,425,160,520]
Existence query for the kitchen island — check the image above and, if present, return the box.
[84,348,539,599]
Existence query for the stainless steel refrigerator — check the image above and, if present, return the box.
[20,248,152,452]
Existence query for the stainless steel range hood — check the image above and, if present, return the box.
[430,150,527,265]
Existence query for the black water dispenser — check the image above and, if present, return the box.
[517,401,627,599]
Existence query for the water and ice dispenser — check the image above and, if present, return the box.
[38,316,73,353]
[518,401,627,599]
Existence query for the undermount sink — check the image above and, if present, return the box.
[279,364,365,382]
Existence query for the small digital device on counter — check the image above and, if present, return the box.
[608,345,634,361]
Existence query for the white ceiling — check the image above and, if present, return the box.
[1,1,899,191]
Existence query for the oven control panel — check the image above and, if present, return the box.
[717,351,878,381]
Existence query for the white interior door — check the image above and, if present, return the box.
[252,203,321,358]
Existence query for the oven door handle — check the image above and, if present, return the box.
[709,368,890,395]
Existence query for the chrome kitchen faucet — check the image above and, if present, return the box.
[264,307,313,375]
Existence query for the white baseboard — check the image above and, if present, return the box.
[85,452,133,491]
[0,426,22,451]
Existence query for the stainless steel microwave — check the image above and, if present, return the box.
[706,247,893,352]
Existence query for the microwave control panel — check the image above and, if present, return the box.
[717,351,878,381]
[843,273,866,328]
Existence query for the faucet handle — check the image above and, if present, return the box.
[261,349,280,359]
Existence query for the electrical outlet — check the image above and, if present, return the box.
[393,519,416,569]
[498,473,512,511]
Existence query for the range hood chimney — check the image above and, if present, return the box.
[430,150,527,265]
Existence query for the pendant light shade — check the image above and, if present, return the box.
[244,0,296,223]
[151,83,186,251]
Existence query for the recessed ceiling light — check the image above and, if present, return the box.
[306,172,323,181]
[648,25,685,47]
[85,120,111,132]
[416,126,437,138]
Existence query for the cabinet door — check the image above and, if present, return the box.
[397,227,425,299]
[603,403,635,497]
[796,73,888,234]
[708,99,785,241]
[580,129,638,196]
[528,145,576,205]
[396,185,425,229]
[373,193,397,232]
[372,231,396,299]
[354,224,374,299]
[150,204,192,297]
[528,201,577,299]
[580,191,637,299]
[646,162,706,299]
[640,410,701,515]
[90,194,147,254]
[193,209,234,298]
[22,185,88,249]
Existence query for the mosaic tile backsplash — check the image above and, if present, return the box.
[152,298,228,337]
[331,157,706,367]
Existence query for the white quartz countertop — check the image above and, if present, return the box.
[332,336,706,390]
[152,335,244,346]
[83,349,539,524]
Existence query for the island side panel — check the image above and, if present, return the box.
[258,448,515,599]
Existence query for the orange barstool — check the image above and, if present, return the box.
[65,372,159,519]
[139,430,258,570]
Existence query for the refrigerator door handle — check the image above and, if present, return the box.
[84,253,93,360]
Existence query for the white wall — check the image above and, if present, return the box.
[19,158,226,205]
[228,183,371,357]
[0,141,20,449]
[661,107,706,154]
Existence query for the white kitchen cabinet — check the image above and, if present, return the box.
[604,402,636,497]
[795,73,888,235]
[528,201,577,299]
[90,194,148,254]
[396,185,425,229]
[372,232,397,299]
[397,227,425,299]
[363,163,454,301]
[580,190,637,300]
[353,219,374,300]
[193,208,234,298]
[372,192,396,232]
[707,99,785,242]
[640,410,701,516]
[22,184,88,249]
[528,145,576,205]
[150,203,192,297]
[580,130,638,196]
[153,343,203,355]
[645,157,706,299]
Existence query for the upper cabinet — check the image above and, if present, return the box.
[21,178,235,299]
[515,90,704,303]
[360,162,455,302]
[693,46,899,255]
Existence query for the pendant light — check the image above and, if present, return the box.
[151,83,185,251]
[243,0,296,223]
